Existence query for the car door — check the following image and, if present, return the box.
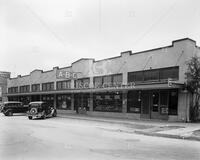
[42,103,49,115]
[15,103,23,113]
[46,104,52,115]
[11,103,18,113]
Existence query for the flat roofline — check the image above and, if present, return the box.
[9,37,197,80]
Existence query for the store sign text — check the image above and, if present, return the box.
[57,71,78,79]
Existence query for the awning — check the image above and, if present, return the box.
[6,82,184,96]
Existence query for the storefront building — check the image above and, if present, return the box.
[6,38,200,121]
[0,71,10,103]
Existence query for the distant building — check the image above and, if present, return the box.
[6,38,200,121]
[0,71,10,102]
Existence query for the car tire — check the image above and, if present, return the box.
[5,110,13,116]
[28,116,32,120]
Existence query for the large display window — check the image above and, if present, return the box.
[93,92,122,112]
[42,95,54,106]
[56,94,71,110]
[127,91,141,113]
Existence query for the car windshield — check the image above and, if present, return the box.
[5,103,21,107]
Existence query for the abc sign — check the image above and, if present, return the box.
[57,71,78,79]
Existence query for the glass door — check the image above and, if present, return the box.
[151,91,159,119]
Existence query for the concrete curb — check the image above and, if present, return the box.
[58,114,200,142]
[134,130,200,142]
[57,114,154,128]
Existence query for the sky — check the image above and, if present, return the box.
[0,0,200,77]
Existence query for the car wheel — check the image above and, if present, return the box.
[7,110,13,116]
[28,116,32,120]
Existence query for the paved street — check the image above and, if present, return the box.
[0,114,200,160]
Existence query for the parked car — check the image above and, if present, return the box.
[0,102,3,112]
[1,101,28,116]
[27,101,57,120]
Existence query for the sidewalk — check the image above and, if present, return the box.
[58,113,200,142]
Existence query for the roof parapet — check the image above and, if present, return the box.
[172,38,196,45]
[121,50,132,56]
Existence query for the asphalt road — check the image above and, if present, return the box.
[0,114,200,160]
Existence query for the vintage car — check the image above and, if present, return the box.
[27,101,57,120]
[1,101,28,116]
[0,102,3,112]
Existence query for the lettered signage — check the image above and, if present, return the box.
[56,71,79,79]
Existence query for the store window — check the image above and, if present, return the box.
[93,92,122,112]
[57,80,71,90]
[32,84,40,92]
[127,91,141,113]
[159,67,179,80]
[144,70,159,81]
[19,96,31,105]
[20,85,30,93]
[113,74,123,87]
[42,82,54,91]
[94,74,123,88]
[8,96,19,101]
[74,78,90,89]
[8,87,18,93]
[128,66,179,83]
[42,95,54,106]
[93,77,103,88]
[103,75,112,87]
[56,94,71,110]
[128,71,143,83]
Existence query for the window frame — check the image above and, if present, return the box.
[128,66,179,83]
[42,82,54,91]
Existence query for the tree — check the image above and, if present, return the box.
[185,55,200,122]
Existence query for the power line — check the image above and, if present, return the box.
[23,2,67,48]
[132,1,177,47]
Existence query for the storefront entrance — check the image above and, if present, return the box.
[74,93,90,113]
[141,90,169,120]
[150,91,168,120]
[141,91,150,119]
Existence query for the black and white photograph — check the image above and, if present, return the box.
[0,0,200,159]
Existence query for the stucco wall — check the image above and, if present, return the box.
[0,72,10,102]
[7,38,199,89]
[177,90,190,122]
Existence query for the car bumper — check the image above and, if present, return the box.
[27,112,44,118]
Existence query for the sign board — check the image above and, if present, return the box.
[56,71,80,79]
[160,106,168,115]
[168,78,173,87]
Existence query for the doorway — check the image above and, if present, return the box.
[150,91,160,119]
[74,93,90,113]
[141,91,150,119]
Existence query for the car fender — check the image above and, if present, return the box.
[4,109,13,116]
